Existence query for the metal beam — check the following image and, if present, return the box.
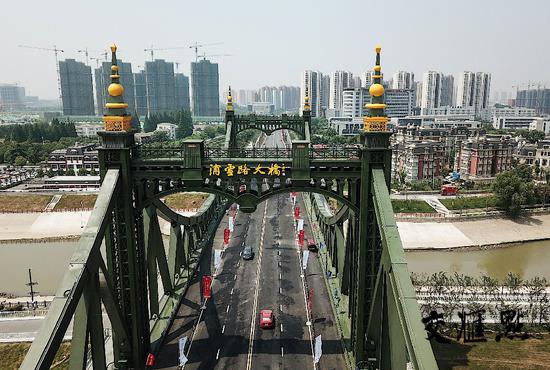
[20,169,120,370]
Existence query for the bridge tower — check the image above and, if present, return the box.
[97,44,150,369]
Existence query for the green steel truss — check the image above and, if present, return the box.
[21,117,437,369]
[224,108,311,148]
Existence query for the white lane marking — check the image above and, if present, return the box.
[280,323,284,332]
[222,324,226,334]
[216,348,221,360]
[226,305,230,313]
[246,201,269,370]
[240,251,242,256]
[279,287,282,294]
[278,250,281,256]
[281,346,284,357]
[241,241,245,247]
[279,273,282,280]
[230,288,234,295]
[280,304,283,312]
[234,274,237,280]
[293,196,316,369]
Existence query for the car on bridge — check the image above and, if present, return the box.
[307,238,318,252]
[259,309,275,329]
[242,245,254,260]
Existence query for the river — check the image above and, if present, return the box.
[1,239,549,296]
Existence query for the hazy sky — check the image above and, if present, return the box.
[2,0,549,99]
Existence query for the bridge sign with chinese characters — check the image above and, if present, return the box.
[209,163,287,177]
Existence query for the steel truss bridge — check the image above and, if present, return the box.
[21,109,437,369]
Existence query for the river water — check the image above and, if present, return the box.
[1,239,549,296]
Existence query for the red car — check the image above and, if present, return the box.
[259,309,275,329]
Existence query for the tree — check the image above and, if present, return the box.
[77,167,88,176]
[143,115,157,133]
[493,168,535,218]
[66,168,76,176]
[175,110,193,139]
[90,167,98,176]
[152,130,170,142]
[14,155,27,167]
[36,168,45,178]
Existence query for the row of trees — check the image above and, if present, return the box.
[142,110,193,140]
[310,118,356,145]
[0,119,77,143]
[412,271,549,329]
[0,137,98,166]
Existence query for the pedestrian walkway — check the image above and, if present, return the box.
[424,197,450,215]
[43,195,61,212]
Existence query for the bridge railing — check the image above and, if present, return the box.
[309,145,361,160]
[370,168,438,369]
[204,147,293,159]
[133,144,362,161]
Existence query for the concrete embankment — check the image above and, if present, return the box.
[398,213,550,250]
[0,211,91,241]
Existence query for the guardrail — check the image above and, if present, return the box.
[204,147,292,159]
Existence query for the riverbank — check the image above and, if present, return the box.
[399,213,550,250]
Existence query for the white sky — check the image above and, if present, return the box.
[2,0,550,99]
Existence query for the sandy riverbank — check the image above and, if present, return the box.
[398,213,550,250]
[0,212,91,241]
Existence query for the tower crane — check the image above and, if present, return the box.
[18,44,64,109]
[143,45,189,61]
[77,48,90,65]
[189,42,223,62]
[198,53,232,61]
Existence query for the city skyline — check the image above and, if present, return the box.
[2,0,549,100]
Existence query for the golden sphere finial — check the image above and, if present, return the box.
[108,83,124,97]
[110,44,117,53]
[369,83,385,97]
[375,44,382,53]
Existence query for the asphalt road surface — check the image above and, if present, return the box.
[155,131,346,369]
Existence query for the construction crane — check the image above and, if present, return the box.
[89,57,102,69]
[144,45,189,61]
[189,42,223,62]
[18,44,64,109]
[77,48,90,65]
[198,53,232,61]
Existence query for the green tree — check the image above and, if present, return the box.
[90,167,98,176]
[492,167,535,218]
[14,155,27,167]
[143,115,157,133]
[77,167,88,176]
[175,110,193,139]
[66,168,76,176]
[152,130,170,142]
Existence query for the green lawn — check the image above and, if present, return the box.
[440,196,497,210]
[54,194,98,210]
[432,334,550,369]
[391,199,436,213]
[0,342,70,369]
[0,194,52,212]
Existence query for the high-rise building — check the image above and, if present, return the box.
[133,71,147,116]
[456,71,476,108]
[191,59,220,116]
[342,87,370,118]
[301,70,323,117]
[363,71,374,88]
[175,73,190,110]
[414,81,423,107]
[392,71,415,90]
[95,60,134,116]
[516,88,550,115]
[421,71,442,111]
[474,72,491,116]
[0,84,26,111]
[352,76,362,88]
[329,71,353,113]
[321,75,330,111]
[457,71,491,117]
[145,59,176,114]
[440,75,454,107]
[59,59,95,115]
[386,89,415,118]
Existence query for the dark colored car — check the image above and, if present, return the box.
[243,245,254,260]
[307,238,318,252]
